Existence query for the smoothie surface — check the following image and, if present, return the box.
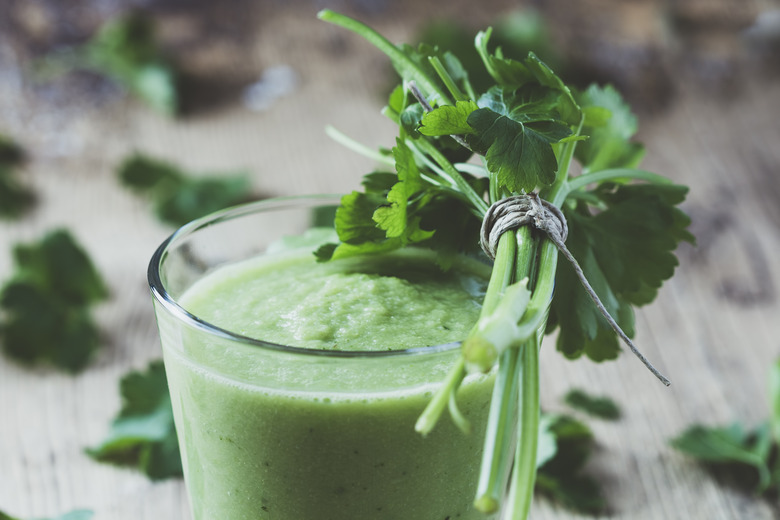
[180,245,489,351]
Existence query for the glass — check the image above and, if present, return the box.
[148,195,497,520]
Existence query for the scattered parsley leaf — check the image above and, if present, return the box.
[671,422,776,494]
[118,153,252,227]
[42,11,178,115]
[0,230,108,372]
[0,135,35,219]
[564,388,621,420]
[671,359,780,497]
[0,509,94,520]
[535,413,607,514]
[87,360,182,480]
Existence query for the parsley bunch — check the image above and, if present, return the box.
[318,10,692,518]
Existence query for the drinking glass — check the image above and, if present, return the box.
[148,195,497,520]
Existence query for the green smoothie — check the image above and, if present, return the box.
[157,244,497,520]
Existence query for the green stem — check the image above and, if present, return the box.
[474,347,520,513]
[415,139,489,215]
[565,167,674,194]
[317,10,452,106]
[473,225,538,512]
[325,125,394,166]
[415,357,466,435]
[428,56,467,102]
[454,162,488,178]
[504,332,541,519]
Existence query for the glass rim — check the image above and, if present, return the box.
[147,194,463,359]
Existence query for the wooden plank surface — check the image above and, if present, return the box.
[1,1,779,519]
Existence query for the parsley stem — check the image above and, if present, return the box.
[454,162,488,178]
[474,346,520,513]
[565,167,673,194]
[415,357,466,435]
[415,139,489,215]
[324,125,394,166]
[505,333,541,519]
[317,10,453,107]
[427,56,467,102]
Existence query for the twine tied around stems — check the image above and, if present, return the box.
[480,193,671,386]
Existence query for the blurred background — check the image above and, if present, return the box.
[1,0,779,519]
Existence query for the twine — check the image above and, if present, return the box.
[480,194,671,386]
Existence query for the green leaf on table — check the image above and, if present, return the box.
[0,230,108,372]
[0,135,35,219]
[564,388,621,420]
[41,11,178,115]
[547,182,694,361]
[671,422,776,494]
[118,153,252,227]
[535,413,607,514]
[87,360,182,480]
[0,509,94,520]
[575,84,645,173]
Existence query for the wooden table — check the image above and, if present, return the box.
[2,1,779,518]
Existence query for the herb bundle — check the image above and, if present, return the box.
[317,10,692,518]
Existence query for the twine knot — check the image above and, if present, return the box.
[478,192,671,386]
[480,193,568,260]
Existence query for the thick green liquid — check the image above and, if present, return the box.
[158,248,497,520]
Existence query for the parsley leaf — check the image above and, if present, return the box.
[419,100,479,136]
[316,138,484,263]
[575,84,646,172]
[0,509,94,520]
[467,86,573,192]
[548,182,694,360]
[0,135,35,219]
[671,423,776,494]
[118,153,252,227]
[536,414,607,514]
[43,11,178,115]
[0,230,108,372]
[86,360,182,480]
[564,388,621,420]
[671,358,780,497]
